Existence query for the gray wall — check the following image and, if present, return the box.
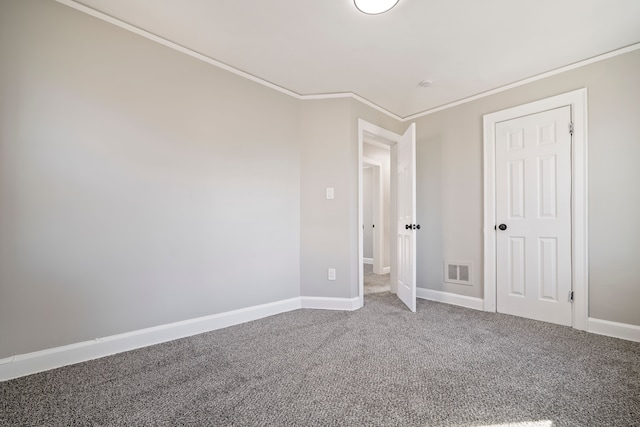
[0,2,403,358]
[299,98,353,298]
[3,0,636,361]
[414,49,640,326]
[0,1,301,357]
[299,98,402,300]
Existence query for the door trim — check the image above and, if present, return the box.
[358,119,402,307]
[482,88,588,330]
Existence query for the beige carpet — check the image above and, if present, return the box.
[363,263,390,295]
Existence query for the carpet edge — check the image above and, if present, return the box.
[0,297,302,382]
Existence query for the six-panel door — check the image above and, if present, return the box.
[495,106,572,326]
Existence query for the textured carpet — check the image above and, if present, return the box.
[364,263,391,295]
[1,294,639,426]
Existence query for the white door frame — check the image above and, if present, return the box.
[482,88,588,330]
[358,119,403,307]
[362,157,384,274]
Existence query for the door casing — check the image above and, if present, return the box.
[482,88,588,330]
[358,119,409,307]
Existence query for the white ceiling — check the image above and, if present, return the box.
[72,0,640,118]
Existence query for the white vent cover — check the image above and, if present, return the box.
[444,261,472,286]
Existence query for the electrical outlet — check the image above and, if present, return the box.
[327,268,336,281]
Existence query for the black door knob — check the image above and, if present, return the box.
[415,224,421,230]
[405,224,411,230]
[498,224,507,231]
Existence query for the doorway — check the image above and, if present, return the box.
[483,89,588,330]
[357,119,417,311]
[363,149,390,295]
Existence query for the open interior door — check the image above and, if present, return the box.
[396,123,416,312]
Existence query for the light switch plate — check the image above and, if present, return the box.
[326,187,334,200]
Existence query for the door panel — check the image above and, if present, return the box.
[396,124,416,312]
[508,237,525,296]
[508,159,524,219]
[538,156,557,218]
[496,106,572,326]
[538,237,558,300]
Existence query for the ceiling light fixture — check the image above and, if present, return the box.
[419,80,433,88]
[354,0,399,15]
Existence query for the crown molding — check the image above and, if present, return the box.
[55,1,640,123]
[54,0,301,99]
[404,43,640,121]
[300,92,403,121]
[54,0,403,122]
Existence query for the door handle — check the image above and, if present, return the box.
[498,224,507,231]
[405,224,411,230]
[414,224,421,230]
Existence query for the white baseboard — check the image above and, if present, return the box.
[363,258,373,265]
[0,297,301,382]
[416,288,484,311]
[382,266,390,274]
[0,295,368,382]
[587,317,640,342]
[300,296,361,311]
[7,296,636,383]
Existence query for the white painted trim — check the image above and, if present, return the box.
[303,93,403,121]
[382,266,391,274]
[363,139,391,151]
[416,288,484,311]
[52,1,640,121]
[54,1,402,122]
[482,88,588,331]
[363,257,374,265]
[4,303,633,385]
[56,2,638,122]
[54,0,299,98]
[404,43,640,121]
[588,318,640,343]
[350,94,403,121]
[358,119,402,306]
[0,295,370,381]
[301,92,353,100]
[389,145,398,295]
[483,112,498,313]
[0,297,302,382]
[300,296,361,311]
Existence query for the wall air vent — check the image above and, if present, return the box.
[444,261,472,286]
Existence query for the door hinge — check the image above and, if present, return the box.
[569,290,574,302]
[569,122,574,136]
